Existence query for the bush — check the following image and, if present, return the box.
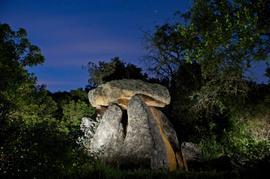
[224,116,270,165]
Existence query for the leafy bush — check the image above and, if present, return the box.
[199,136,224,161]
[224,116,270,164]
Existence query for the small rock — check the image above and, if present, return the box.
[181,142,202,163]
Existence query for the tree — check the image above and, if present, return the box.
[60,99,95,136]
[145,23,188,80]
[147,1,270,163]
[148,0,270,113]
[52,88,96,138]
[0,23,62,175]
[169,61,204,141]
[87,57,148,87]
[0,23,95,176]
[183,0,270,111]
[0,23,44,124]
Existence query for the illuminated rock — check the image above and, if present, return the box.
[88,79,170,109]
[88,104,124,160]
[122,95,179,171]
[150,107,187,170]
[78,117,101,151]
[121,95,153,168]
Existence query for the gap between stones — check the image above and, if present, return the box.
[121,109,128,139]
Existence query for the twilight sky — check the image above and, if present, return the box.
[1,0,268,92]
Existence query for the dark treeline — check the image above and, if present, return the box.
[1,0,270,177]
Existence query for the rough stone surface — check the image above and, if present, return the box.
[78,117,101,150]
[88,104,123,160]
[121,95,179,171]
[121,95,153,168]
[80,117,99,139]
[157,111,188,170]
[158,110,180,150]
[147,106,177,171]
[88,79,170,109]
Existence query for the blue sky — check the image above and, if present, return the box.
[1,0,268,91]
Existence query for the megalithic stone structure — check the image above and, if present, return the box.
[80,79,188,171]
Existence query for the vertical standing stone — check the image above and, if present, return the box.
[148,107,188,171]
[147,107,177,171]
[122,95,180,171]
[121,95,153,168]
[89,104,123,162]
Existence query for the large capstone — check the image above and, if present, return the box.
[88,79,170,109]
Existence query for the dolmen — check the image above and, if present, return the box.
[79,79,187,171]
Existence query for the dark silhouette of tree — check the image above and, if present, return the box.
[266,67,270,83]
[87,57,148,87]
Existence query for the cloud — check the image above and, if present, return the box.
[44,39,143,57]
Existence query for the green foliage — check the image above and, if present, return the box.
[0,117,96,176]
[0,23,97,176]
[50,88,94,119]
[223,103,270,164]
[225,121,269,164]
[0,23,44,124]
[60,99,95,136]
[200,136,224,161]
[62,100,94,123]
[0,87,95,176]
[178,0,269,113]
[148,0,270,113]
